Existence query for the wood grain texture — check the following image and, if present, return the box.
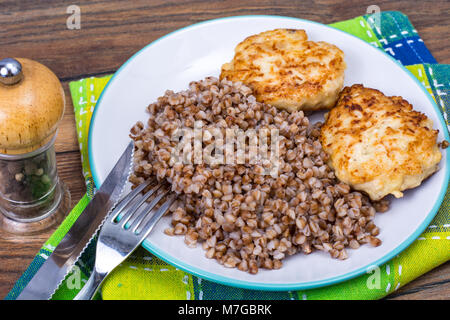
[0,0,448,300]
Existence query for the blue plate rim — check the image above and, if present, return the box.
[88,14,450,291]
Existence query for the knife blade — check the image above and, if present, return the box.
[17,141,135,300]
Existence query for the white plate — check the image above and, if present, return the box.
[88,15,449,291]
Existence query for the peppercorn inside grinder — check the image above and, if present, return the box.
[0,58,70,235]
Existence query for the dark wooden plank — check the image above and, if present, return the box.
[55,82,79,153]
[0,0,448,82]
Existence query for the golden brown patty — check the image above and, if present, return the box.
[220,29,346,112]
[320,84,442,200]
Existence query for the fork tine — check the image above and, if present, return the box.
[110,179,152,222]
[135,193,177,236]
[127,186,171,232]
[74,177,176,300]
[118,183,163,228]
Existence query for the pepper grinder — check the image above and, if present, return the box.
[0,58,70,236]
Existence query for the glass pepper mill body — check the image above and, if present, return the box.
[0,58,70,236]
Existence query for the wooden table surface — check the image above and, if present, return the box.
[0,0,449,300]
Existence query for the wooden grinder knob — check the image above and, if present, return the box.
[0,58,65,155]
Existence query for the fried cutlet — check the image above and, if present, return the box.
[320,84,442,200]
[220,28,346,112]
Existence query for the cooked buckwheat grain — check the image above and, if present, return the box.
[129,77,387,274]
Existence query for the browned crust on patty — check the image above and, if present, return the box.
[320,84,442,200]
[220,29,346,112]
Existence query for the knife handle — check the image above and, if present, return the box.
[73,269,106,300]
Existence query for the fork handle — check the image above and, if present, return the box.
[74,269,106,300]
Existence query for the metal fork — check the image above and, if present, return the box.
[74,180,176,300]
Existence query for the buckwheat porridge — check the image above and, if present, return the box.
[129,77,389,274]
